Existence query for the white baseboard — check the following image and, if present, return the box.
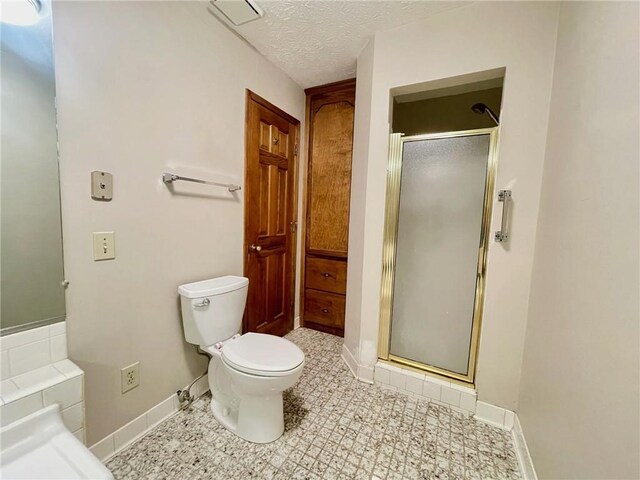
[474,401,515,431]
[474,402,536,479]
[341,344,359,379]
[512,414,538,480]
[294,316,301,329]
[340,344,374,385]
[89,375,210,462]
[357,364,374,384]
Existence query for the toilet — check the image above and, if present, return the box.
[178,275,304,443]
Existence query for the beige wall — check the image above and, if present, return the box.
[53,1,304,445]
[346,2,560,408]
[393,87,503,136]
[518,2,640,478]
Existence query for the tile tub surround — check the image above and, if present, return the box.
[0,359,85,442]
[1,322,68,379]
[0,322,85,442]
[106,328,520,479]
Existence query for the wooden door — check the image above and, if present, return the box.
[244,91,299,336]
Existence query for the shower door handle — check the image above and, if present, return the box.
[495,190,511,242]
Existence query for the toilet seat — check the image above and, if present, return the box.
[221,333,304,377]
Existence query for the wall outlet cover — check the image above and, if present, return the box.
[121,362,140,393]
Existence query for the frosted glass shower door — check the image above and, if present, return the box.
[389,134,491,376]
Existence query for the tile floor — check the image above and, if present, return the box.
[106,328,520,479]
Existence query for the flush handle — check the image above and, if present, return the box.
[194,298,210,308]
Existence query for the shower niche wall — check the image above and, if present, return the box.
[378,77,504,384]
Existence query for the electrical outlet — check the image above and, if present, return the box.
[121,362,140,393]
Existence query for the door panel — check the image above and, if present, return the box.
[259,122,271,151]
[266,251,285,322]
[307,101,354,257]
[277,130,289,157]
[389,134,491,376]
[244,92,299,336]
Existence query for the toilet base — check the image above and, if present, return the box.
[207,354,291,444]
[210,393,284,444]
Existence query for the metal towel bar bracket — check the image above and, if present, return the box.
[162,172,241,192]
[495,189,512,242]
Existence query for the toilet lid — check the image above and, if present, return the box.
[221,333,305,376]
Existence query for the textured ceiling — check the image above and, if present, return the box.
[211,1,471,89]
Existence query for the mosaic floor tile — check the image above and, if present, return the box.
[106,328,520,479]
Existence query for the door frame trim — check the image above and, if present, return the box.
[298,93,312,329]
[247,90,300,125]
[243,90,300,334]
[377,127,499,384]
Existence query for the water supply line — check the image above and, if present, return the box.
[176,346,210,410]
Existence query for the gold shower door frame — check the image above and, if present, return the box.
[377,128,499,384]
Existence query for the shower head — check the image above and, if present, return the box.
[471,103,499,126]
[471,103,486,114]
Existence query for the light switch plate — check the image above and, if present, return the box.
[91,171,113,200]
[93,232,115,261]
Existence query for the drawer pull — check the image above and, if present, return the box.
[322,273,331,278]
[322,308,330,314]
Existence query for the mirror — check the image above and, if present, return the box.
[1,0,65,335]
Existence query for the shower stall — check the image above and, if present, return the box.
[377,128,499,384]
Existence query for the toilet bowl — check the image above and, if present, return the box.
[202,333,304,443]
[178,276,305,443]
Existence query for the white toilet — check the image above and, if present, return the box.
[178,275,305,443]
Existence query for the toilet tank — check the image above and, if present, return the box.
[178,276,249,346]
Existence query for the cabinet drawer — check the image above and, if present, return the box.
[304,289,345,329]
[305,257,347,294]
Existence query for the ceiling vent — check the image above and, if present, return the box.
[209,0,264,26]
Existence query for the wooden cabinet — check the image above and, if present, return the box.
[305,257,347,295]
[301,79,355,337]
[304,289,346,329]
